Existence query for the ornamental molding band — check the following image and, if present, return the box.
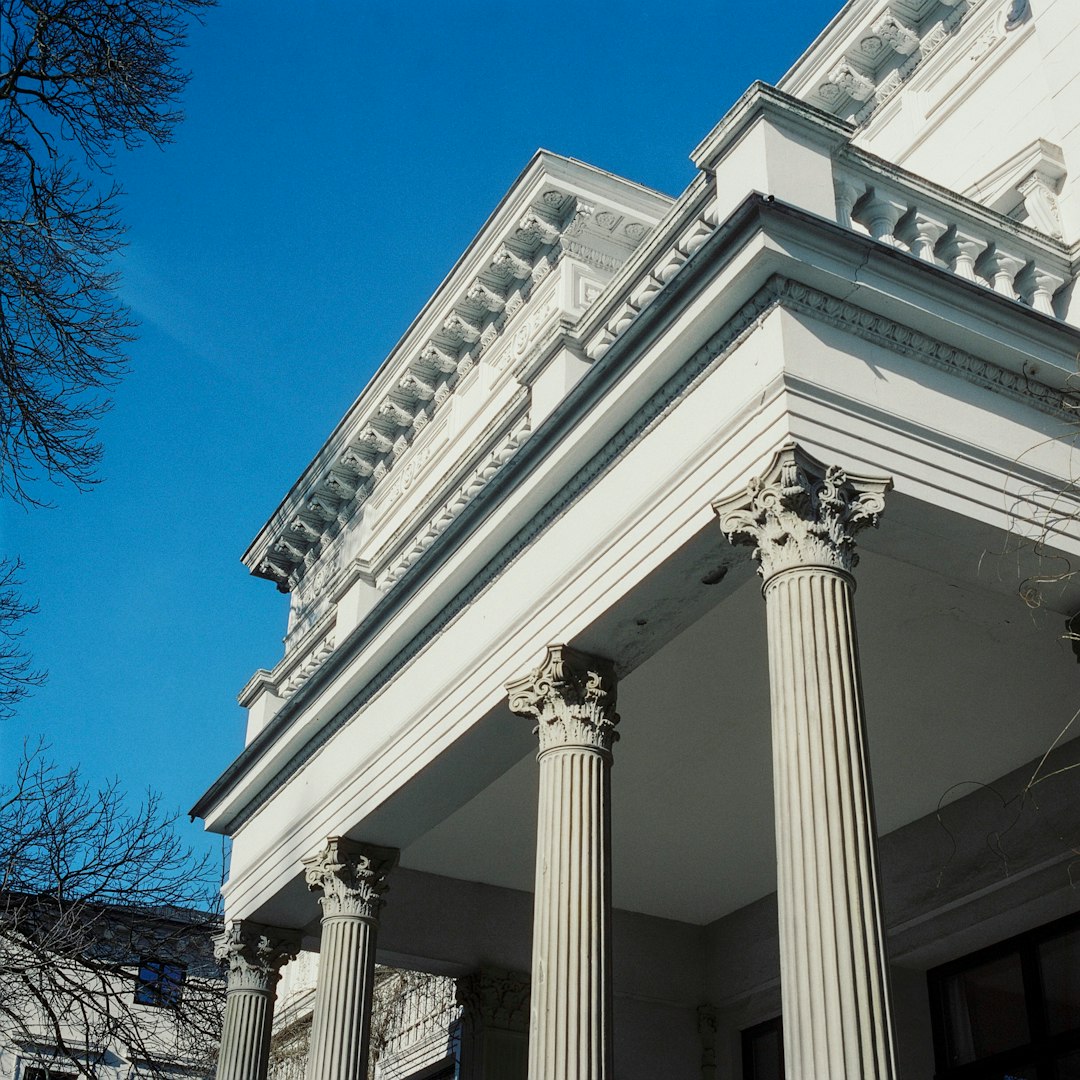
[302,837,399,921]
[214,921,301,993]
[714,444,892,582]
[506,644,619,756]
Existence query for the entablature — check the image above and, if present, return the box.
[244,151,670,623]
[240,84,1077,734]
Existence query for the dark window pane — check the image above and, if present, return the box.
[135,959,185,1007]
[1040,929,1080,1035]
[942,952,1030,1065]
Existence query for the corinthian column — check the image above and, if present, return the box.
[714,443,897,1080]
[507,645,618,1080]
[302,838,398,1080]
[214,922,300,1080]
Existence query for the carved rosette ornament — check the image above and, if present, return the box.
[302,837,398,921]
[214,922,300,994]
[506,644,619,756]
[713,443,890,583]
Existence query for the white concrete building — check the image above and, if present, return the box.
[0,898,223,1080]
[194,1,1080,1077]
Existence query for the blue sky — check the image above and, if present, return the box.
[1,0,843,867]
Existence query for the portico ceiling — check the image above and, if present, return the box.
[399,508,1080,926]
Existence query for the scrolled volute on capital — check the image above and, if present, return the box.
[302,837,399,920]
[214,922,300,992]
[506,644,619,754]
[713,443,891,581]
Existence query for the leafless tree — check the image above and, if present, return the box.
[0,557,44,720]
[0,744,225,1077]
[0,0,213,505]
[0,0,213,712]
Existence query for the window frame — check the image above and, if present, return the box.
[742,1015,785,1080]
[133,957,187,1009]
[927,911,1080,1080]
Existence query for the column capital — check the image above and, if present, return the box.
[214,921,300,993]
[456,968,531,1033]
[713,443,891,581]
[506,644,619,755]
[302,837,398,920]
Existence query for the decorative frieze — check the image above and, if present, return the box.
[380,414,531,587]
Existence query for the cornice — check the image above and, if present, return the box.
[244,153,672,594]
[779,0,1010,126]
[195,199,1080,829]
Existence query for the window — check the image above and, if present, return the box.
[134,958,185,1007]
[743,1016,785,1080]
[23,1067,77,1080]
[928,913,1080,1080]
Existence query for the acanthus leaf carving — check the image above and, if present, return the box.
[419,342,459,373]
[506,644,619,755]
[517,210,561,246]
[214,921,300,993]
[303,837,399,921]
[466,279,506,314]
[713,444,891,582]
[455,968,531,1032]
[491,244,532,280]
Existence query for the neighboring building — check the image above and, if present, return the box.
[0,895,223,1080]
[194,1,1080,1078]
[268,960,465,1080]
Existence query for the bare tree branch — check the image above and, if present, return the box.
[0,0,213,506]
[1,744,224,1078]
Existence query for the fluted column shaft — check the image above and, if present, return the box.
[303,838,398,1080]
[716,444,897,1080]
[765,565,893,1079]
[508,646,618,1080]
[214,923,299,1080]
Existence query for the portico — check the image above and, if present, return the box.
[197,3,1080,1077]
